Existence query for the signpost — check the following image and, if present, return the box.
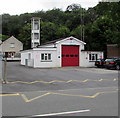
[0,54,8,84]
[0,55,3,82]
[3,56,7,84]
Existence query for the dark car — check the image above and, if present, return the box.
[115,60,120,70]
[95,59,105,68]
[104,58,120,70]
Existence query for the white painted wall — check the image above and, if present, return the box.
[80,51,104,67]
[33,49,57,68]
[21,50,33,65]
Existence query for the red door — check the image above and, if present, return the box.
[62,45,79,67]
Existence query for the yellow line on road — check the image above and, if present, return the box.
[7,78,118,84]
[51,90,117,99]
[0,90,117,102]
[0,93,19,96]
[20,92,51,102]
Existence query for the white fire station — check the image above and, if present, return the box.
[21,18,103,68]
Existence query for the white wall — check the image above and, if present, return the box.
[33,50,57,68]
[21,50,32,65]
[80,51,104,67]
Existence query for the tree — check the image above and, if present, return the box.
[0,34,9,41]
[18,23,31,49]
[66,4,81,11]
[41,22,58,43]
[70,26,83,40]
[56,26,70,38]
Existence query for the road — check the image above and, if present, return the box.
[1,62,119,117]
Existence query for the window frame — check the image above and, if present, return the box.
[10,43,15,48]
[89,53,98,62]
[41,53,52,62]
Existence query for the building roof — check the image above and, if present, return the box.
[2,36,23,44]
[38,36,86,47]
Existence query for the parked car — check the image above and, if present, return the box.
[104,58,120,70]
[115,60,120,70]
[95,59,105,68]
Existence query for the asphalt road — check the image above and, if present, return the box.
[1,62,119,117]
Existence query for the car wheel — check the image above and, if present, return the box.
[116,65,120,70]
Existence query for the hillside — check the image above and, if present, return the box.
[1,2,120,57]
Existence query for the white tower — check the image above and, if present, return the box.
[31,17,40,48]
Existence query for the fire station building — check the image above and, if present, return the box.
[21,36,103,68]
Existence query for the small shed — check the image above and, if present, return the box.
[21,36,103,68]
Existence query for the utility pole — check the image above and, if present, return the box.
[80,8,84,42]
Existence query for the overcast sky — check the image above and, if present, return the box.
[0,0,100,15]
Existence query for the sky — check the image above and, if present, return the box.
[0,0,100,15]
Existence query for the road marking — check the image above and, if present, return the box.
[113,78,118,81]
[6,78,118,84]
[20,92,51,103]
[82,79,89,82]
[0,93,19,96]
[31,109,90,117]
[18,90,118,102]
[51,90,117,99]
[1,90,118,102]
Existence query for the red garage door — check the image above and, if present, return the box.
[62,45,79,67]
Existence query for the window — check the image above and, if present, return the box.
[34,24,39,30]
[89,54,98,61]
[34,33,39,39]
[41,53,52,61]
[10,43,15,48]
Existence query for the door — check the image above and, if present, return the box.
[62,45,79,67]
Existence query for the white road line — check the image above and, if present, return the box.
[31,109,90,117]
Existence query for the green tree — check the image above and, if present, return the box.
[70,25,84,40]
[18,23,31,49]
[0,34,9,41]
[56,26,70,38]
[41,21,58,43]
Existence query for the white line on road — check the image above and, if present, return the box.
[31,109,90,117]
